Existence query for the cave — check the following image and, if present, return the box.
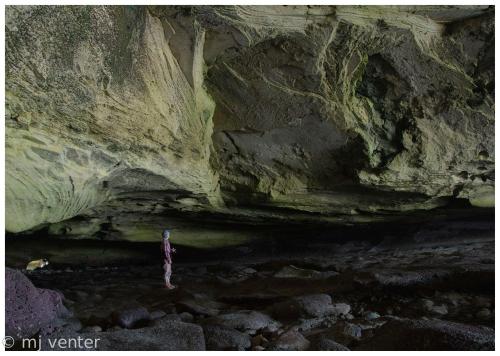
[4,5,495,351]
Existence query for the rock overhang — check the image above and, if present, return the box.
[5,5,494,239]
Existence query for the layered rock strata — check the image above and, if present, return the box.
[6,6,494,239]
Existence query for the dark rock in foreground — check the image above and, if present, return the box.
[5,268,69,340]
[270,294,336,320]
[204,310,281,335]
[41,319,205,351]
[203,324,251,350]
[8,224,495,351]
[356,318,495,351]
[312,321,363,347]
[310,336,351,351]
[267,330,310,351]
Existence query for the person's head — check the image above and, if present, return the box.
[162,229,170,240]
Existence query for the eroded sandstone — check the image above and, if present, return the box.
[6,5,494,240]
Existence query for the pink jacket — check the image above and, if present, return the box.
[161,239,172,264]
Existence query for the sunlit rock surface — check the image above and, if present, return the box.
[6,6,220,233]
[6,5,494,239]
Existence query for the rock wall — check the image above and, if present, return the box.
[6,6,220,233]
[6,6,494,239]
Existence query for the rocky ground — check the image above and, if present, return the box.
[6,217,495,350]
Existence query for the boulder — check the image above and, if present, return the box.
[311,337,350,351]
[149,310,167,320]
[332,303,352,317]
[179,312,194,323]
[203,324,251,350]
[356,318,494,351]
[270,294,336,320]
[293,317,330,332]
[205,310,280,334]
[152,314,182,324]
[5,268,69,339]
[41,319,206,351]
[317,321,363,346]
[251,334,269,347]
[268,330,310,351]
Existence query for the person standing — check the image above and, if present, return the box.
[161,229,176,289]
